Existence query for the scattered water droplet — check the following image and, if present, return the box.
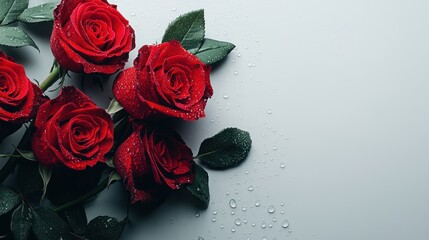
[248,185,254,191]
[229,199,237,208]
[261,222,267,228]
[255,200,260,207]
[231,228,236,233]
[212,217,217,222]
[235,218,241,226]
[268,205,276,213]
[280,162,285,168]
[212,210,218,215]
[267,110,272,114]
[223,95,229,99]
[282,220,289,228]
[195,211,200,218]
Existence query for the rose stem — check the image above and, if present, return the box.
[0,63,64,184]
[54,177,114,212]
[39,63,63,91]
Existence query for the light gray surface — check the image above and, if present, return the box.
[2,0,429,239]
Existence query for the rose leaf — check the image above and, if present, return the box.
[0,185,20,216]
[0,26,39,50]
[10,203,32,240]
[32,207,70,240]
[195,38,236,65]
[0,0,28,25]
[15,148,36,161]
[197,128,252,170]
[17,161,43,195]
[38,164,52,202]
[185,164,210,209]
[59,205,87,236]
[85,216,126,240]
[162,9,205,54]
[17,2,57,23]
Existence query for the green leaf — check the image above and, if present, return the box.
[0,185,20,216]
[32,207,70,240]
[47,165,103,204]
[15,148,36,161]
[197,128,252,169]
[106,98,123,117]
[162,9,205,54]
[186,164,210,209]
[0,26,38,50]
[17,161,43,195]
[107,172,121,188]
[0,0,29,25]
[10,203,32,240]
[60,205,87,236]
[0,153,20,158]
[195,38,236,65]
[17,2,57,23]
[38,164,52,201]
[85,216,126,240]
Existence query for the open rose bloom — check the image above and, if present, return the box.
[51,0,135,74]
[0,52,46,142]
[113,41,213,121]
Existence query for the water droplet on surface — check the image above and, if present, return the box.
[280,162,285,169]
[195,211,200,218]
[223,95,229,99]
[212,210,218,215]
[234,71,238,75]
[169,219,175,224]
[268,205,275,213]
[212,217,217,222]
[267,110,272,114]
[229,199,237,208]
[261,222,266,228]
[273,146,277,151]
[231,228,236,233]
[255,200,260,207]
[235,218,241,226]
[282,220,289,228]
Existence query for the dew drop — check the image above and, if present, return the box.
[267,110,272,114]
[229,199,237,208]
[195,211,200,218]
[280,162,285,169]
[212,210,218,215]
[282,220,289,228]
[268,205,275,213]
[212,217,217,222]
[235,218,241,226]
[255,200,260,207]
[248,185,254,191]
[223,95,229,99]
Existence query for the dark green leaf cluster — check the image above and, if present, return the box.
[162,9,235,65]
[1,185,126,240]
[0,1,58,50]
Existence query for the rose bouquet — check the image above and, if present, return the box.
[0,0,251,239]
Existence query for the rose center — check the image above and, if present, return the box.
[0,75,7,92]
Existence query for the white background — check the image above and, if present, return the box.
[2,0,429,239]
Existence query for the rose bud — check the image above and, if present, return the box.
[114,124,195,204]
[32,86,114,170]
[0,52,46,142]
[113,41,213,121]
[50,0,135,74]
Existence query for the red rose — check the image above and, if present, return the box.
[32,86,114,170]
[0,52,46,142]
[113,41,213,120]
[51,0,135,74]
[114,124,195,203]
